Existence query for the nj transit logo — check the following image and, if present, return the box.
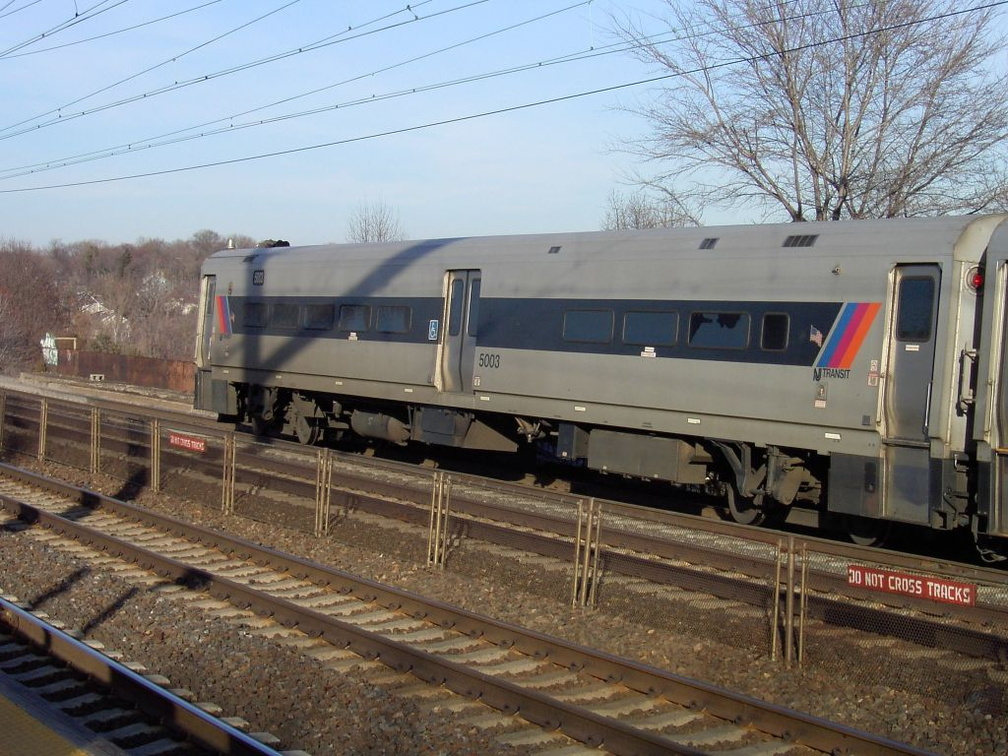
[812,302,881,380]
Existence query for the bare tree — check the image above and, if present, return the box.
[0,238,70,373]
[602,187,700,229]
[615,1,1008,220]
[346,199,407,243]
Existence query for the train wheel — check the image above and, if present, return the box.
[293,412,321,445]
[726,485,766,526]
[843,515,891,547]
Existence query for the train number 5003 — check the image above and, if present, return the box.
[478,353,501,369]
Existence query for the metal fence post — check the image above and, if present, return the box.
[572,498,602,609]
[221,432,235,515]
[785,535,796,668]
[150,418,161,492]
[427,471,450,567]
[770,539,783,662]
[315,448,333,536]
[797,544,808,667]
[90,407,101,475]
[37,398,47,462]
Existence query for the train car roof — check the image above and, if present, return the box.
[209,215,1007,268]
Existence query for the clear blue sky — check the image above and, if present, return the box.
[0,0,674,247]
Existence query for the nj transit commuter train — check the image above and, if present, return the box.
[194,216,1008,558]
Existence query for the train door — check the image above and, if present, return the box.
[195,275,217,368]
[439,270,481,393]
[193,275,217,411]
[989,260,1008,536]
[881,264,941,523]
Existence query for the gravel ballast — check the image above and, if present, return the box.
[0,465,1003,755]
[0,373,1003,756]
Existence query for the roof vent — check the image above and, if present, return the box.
[783,234,818,248]
[547,245,562,254]
[698,237,718,250]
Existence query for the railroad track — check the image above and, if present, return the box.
[4,384,1007,668]
[0,592,286,755]
[0,463,934,756]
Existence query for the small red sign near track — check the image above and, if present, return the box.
[168,431,207,454]
[847,565,976,607]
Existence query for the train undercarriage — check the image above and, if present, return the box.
[227,383,883,541]
[201,378,1008,559]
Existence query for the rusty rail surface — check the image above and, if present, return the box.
[0,463,937,756]
[3,388,1007,660]
[0,593,282,756]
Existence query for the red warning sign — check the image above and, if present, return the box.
[168,432,207,454]
[847,565,975,607]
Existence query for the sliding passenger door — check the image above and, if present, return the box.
[193,275,218,411]
[881,264,941,523]
[885,266,941,442]
[439,269,481,393]
[195,275,217,368]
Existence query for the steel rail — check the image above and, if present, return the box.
[0,464,933,756]
[8,391,1008,658]
[9,389,1008,660]
[0,594,282,756]
[6,384,1007,583]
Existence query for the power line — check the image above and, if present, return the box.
[0,0,480,141]
[0,1,44,21]
[0,1,601,179]
[1,0,1004,194]
[0,0,130,58]
[0,0,304,138]
[0,0,224,59]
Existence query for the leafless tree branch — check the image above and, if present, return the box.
[614,0,1008,220]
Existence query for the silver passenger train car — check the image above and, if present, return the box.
[194,216,1008,556]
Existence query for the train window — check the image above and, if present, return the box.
[467,279,481,337]
[271,302,300,329]
[243,302,266,328]
[761,313,789,351]
[563,309,613,343]
[623,311,678,346]
[896,276,935,341]
[688,311,750,349]
[377,305,412,334]
[338,304,370,331]
[304,304,334,330]
[448,279,465,336]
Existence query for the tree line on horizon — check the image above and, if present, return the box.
[3,0,1006,373]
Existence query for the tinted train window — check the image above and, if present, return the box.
[688,311,750,349]
[243,302,266,328]
[376,305,411,334]
[467,279,481,337]
[304,304,334,330]
[271,303,300,329]
[761,313,789,351]
[896,277,935,341]
[623,311,678,346]
[448,279,465,337]
[338,305,370,331]
[563,310,613,343]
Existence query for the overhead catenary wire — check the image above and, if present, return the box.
[0,0,1004,194]
[0,0,130,58]
[0,0,478,140]
[0,0,305,138]
[0,0,602,179]
[0,0,224,60]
